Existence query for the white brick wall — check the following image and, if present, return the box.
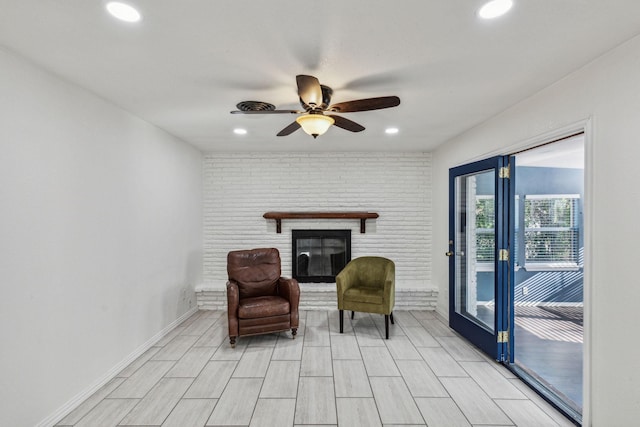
[203,152,433,292]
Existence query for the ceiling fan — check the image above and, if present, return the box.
[230,75,400,138]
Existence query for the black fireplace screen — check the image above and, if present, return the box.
[292,229,351,282]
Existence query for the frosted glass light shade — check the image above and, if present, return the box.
[296,114,335,138]
[478,0,513,19]
[106,2,142,22]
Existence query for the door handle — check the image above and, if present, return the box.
[446,240,454,257]
[445,251,464,257]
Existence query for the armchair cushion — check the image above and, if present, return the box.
[344,287,383,305]
[227,248,281,299]
[238,296,290,319]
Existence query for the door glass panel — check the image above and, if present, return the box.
[454,169,495,332]
[512,134,584,419]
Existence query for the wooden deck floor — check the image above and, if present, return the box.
[514,306,583,412]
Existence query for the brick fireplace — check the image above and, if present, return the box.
[198,152,438,310]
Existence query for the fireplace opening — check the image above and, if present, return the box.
[292,229,351,283]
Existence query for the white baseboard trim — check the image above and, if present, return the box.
[37,307,198,427]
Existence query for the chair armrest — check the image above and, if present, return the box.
[278,277,300,305]
[278,277,300,328]
[226,280,239,336]
[383,261,396,311]
[336,262,358,308]
[227,280,239,307]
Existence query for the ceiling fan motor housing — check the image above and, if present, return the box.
[320,85,333,110]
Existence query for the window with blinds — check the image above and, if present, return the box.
[523,194,580,269]
[475,196,495,267]
[473,194,579,271]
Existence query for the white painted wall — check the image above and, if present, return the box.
[432,35,640,425]
[0,48,203,426]
[203,152,432,290]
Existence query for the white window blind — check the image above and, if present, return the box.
[475,196,495,264]
[524,194,579,268]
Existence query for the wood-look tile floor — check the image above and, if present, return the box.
[56,310,576,427]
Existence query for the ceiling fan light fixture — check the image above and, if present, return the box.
[296,114,335,139]
[478,0,513,19]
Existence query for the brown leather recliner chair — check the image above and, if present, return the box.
[226,248,300,347]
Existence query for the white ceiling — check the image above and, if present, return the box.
[1,1,639,153]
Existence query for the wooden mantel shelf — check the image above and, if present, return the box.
[263,211,379,233]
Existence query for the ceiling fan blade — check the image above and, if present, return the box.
[328,115,365,132]
[230,110,302,114]
[329,96,400,113]
[276,121,301,136]
[296,75,323,109]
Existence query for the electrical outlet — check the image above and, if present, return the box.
[522,286,529,296]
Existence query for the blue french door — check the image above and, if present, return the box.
[448,156,514,361]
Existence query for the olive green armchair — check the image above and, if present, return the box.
[335,256,395,339]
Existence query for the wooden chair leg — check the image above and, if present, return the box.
[384,315,390,339]
[339,310,344,333]
[230,336,237,348]
[351,311,355,319]
[390,312,394,324]
[292,328,297,339]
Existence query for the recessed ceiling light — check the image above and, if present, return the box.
[478,0,513,19]
[233,128,248,135]
[106,2,142,23]
[385,127,399,135]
